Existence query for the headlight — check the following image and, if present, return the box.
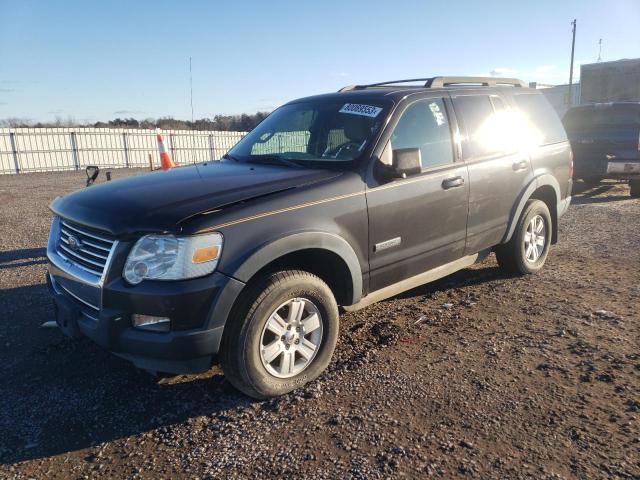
[123,232,223,285]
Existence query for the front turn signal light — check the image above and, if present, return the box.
[192,245,220,264]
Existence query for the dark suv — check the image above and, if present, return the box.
[47,76,572,398]
[563,102,640,197]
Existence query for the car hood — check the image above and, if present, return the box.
[50,161,343,236]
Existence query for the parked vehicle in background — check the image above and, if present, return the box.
[563,102,640,197]
[47,76,572,399]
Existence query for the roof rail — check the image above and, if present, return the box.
[338,76,527,92]
[427,76,526,88]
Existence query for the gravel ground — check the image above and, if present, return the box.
[0,170,638,479]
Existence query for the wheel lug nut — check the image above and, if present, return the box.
[287,325,291,330]
[294,339,299,344]
[285,344,290,349]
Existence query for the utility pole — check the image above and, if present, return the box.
[597,38,602,62]
[568,19,577,107]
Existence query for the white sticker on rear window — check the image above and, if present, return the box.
[339,103,382,118]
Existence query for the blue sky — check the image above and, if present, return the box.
[1,0,639,122]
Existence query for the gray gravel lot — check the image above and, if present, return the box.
[0,170,638,479]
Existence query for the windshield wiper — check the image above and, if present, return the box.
[245,155,305,169]
[222,153,242,162]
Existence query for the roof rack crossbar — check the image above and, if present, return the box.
[339,76,526,92]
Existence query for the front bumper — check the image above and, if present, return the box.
[47,271,244,373]
[46,216,245,374]
[47,273,243,373]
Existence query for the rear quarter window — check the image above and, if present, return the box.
[512,93,567,145]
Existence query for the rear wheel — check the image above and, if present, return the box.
[220,270,339,399]
[630,179,640,198]
[495,199,552,274]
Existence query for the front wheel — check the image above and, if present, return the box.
[220,270,339,399]
[630,179,640,198]
[495,199,552,274]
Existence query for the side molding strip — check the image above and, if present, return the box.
[374,237,401,252]
[343,252,482,312]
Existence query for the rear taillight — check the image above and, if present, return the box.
[637,131,640,152]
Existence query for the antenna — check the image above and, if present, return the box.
[597,38,602,62]
[189,57,194,123]
[189,57,196,163]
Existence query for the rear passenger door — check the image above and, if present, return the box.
[366,96,469,292]
[451,92,534,254]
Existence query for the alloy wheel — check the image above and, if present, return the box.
[524,214,546,263]
[259,297,323,378]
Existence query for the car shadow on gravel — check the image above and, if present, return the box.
[571,183,615,196]
[0,247,47,269]
[388,264,517,301]
[572,193,633,205]
[0,284,250,466]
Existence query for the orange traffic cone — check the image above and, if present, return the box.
[156,130,177,170]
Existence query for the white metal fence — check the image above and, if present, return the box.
[0,128,247,174]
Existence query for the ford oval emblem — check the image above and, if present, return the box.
[67,234,82,251]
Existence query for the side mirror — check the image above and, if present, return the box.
[85,165,100,186]
[391,148,422,178]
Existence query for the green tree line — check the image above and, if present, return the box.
[0,112,270,131]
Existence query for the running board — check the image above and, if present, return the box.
[344,250,489,312]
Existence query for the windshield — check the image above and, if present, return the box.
[226,100,389,166]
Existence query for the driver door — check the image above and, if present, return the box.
[366,96,469,292]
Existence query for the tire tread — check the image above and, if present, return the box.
[220,270,331,399]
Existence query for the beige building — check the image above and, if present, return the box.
[538,57,640,117]
[580,58,640,103]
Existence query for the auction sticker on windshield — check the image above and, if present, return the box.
[339,103,383,117]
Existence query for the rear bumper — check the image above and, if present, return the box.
[574,153,640,180]
[47,269,245,374]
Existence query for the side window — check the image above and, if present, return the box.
[452,95,500,159]
[390,98,454,169]
[512,93,567,145]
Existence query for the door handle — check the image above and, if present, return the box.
[512,160,528,171]
[442,176,464,189]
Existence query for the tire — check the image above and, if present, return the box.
[495,199,552,275]
[220,270,339,399]
[630,179,640,198]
